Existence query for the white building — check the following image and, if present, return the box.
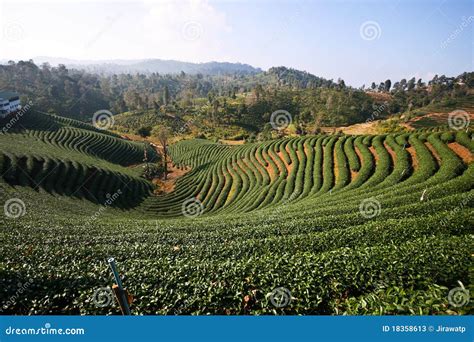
[0,91,21,118]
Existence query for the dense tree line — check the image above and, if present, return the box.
[0,60,471,135]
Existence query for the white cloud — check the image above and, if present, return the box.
[0,0,232,61]
[141,0,232,61]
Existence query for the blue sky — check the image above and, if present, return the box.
[0,0,472,86]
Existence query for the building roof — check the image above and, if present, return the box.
[0,90,20,100]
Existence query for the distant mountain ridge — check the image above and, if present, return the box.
[15,57,263,75]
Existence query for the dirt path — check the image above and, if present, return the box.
[219,139,245,146]
[121,134,190,194]
[268,150,284,176]
[406,146,418,170]
[321,121,381,135]
[448,142,473,164]
[403,111,474,130]
[369,146,379,162]
[384,142,397,166]
[333,147,339,184]
[351,146,363,180]
[425,142,441,165]
[153,163,190,194]
[277,151,293,174]
[255,150,272,180]
[151,143,191,194]
[262,151,277,181]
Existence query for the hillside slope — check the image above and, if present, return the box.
[0,117,472,315]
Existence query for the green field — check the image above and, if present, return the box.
[1,110,472,315]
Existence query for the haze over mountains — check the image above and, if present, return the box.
[1,57,262,76]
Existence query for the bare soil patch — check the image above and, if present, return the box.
[366,91,392,102]
[406,146,418,170]
[384,142,397,165]
[369,146,379,162]
[425,142,441,165]
[153,162,190,194]
[351,146,362,180]
[403,111,474,130]
[255,151,272,180]
[277,151,293,174]
[321,121,381,135]
[262,151,277,181]
[268,150,284,175]
[448,142,473,164]
[354,146,363,164]
[219,139,245,146]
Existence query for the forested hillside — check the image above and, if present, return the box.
[0,60,472,137]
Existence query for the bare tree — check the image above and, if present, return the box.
[153,126,171,180]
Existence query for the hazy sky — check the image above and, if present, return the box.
[0,0,472,86]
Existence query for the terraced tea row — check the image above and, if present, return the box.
[3,110,158,166]
[0,111,157,207]
[0,117,472,315]
[141,130,473,217]
[0,152,152,207]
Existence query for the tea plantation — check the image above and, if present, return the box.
[0,111,472,315]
